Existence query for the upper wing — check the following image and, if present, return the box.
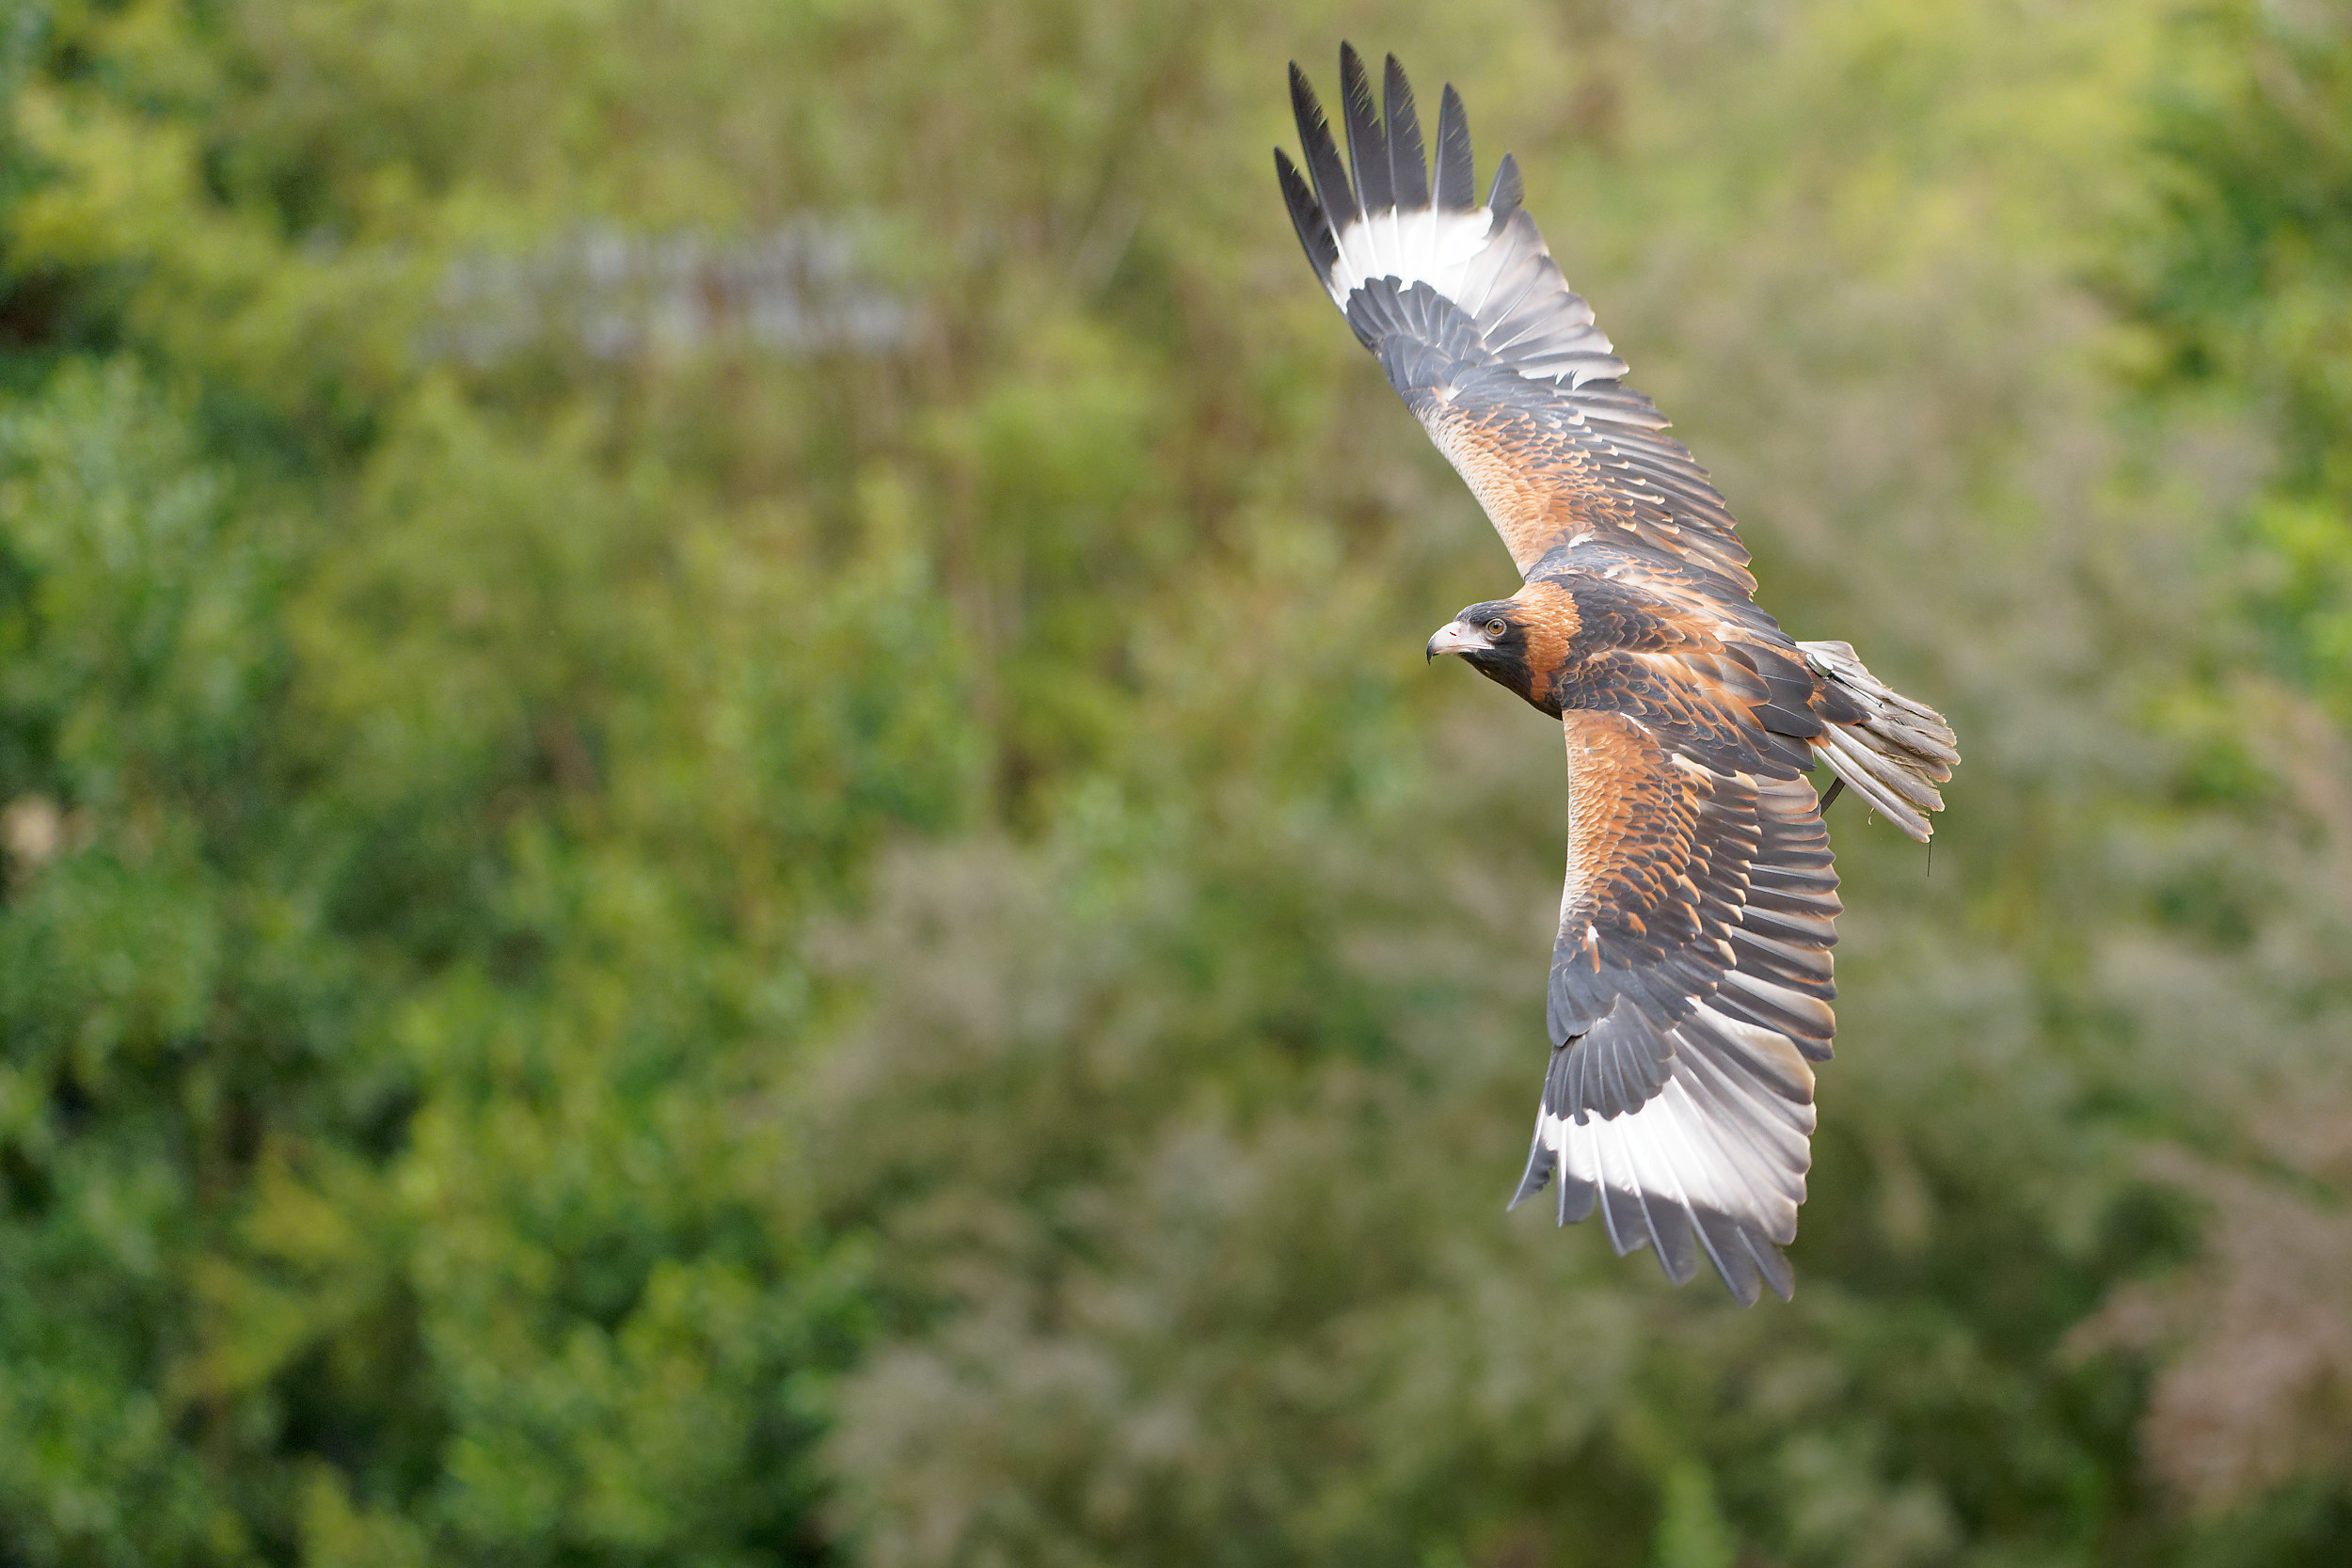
[1277,49,1754,593]
[1514,708,1841,1306]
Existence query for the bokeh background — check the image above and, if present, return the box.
[3,0,2350,1563]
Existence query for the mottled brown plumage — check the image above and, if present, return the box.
[1283,47,1959,1303]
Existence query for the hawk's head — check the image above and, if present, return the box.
[1428,601,1541,705]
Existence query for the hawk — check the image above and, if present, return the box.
[1277,48,1958,1304]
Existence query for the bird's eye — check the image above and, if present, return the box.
[1486,618,1508,637]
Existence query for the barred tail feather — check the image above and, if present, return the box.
[1801,640,1959,843]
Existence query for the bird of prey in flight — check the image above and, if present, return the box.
[1277,48,1958,1304]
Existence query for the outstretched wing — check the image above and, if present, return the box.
[1514,709,1840,1306]
[1277,48,1754,594]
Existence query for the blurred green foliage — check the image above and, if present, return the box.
[2,1,2350,1565]
[2125,0,2352,730]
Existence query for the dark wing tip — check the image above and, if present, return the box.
[1509,1132,1551,1208]
[1488,151,1524,223]
[1436,83,1475,210]
[1289,58,1360,230]
[1384,54,1429,210]
[1274,147,1340,289]
[1749,1231,1796,1301]
[1338,41,1391,214]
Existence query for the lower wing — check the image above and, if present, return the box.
[1514,711,1840,1305]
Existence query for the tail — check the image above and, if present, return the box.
[1799,641,1958,842]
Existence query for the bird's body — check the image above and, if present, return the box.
[1279,49,1958,1304]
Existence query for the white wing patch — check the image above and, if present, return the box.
[1320,203,1497,312]
[1534,1000,1817,1305]
[1537,1005,1815,1231]
[1331,202,1629,391]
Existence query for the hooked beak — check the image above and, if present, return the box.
[1426,620,1491,663]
